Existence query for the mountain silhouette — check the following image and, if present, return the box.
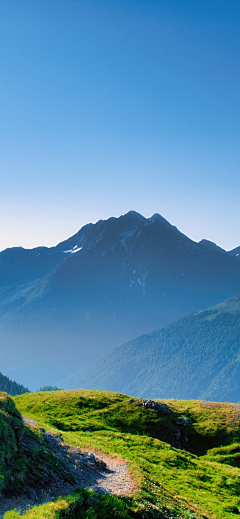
[0,211,240,389]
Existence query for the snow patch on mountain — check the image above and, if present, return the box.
[64,247,82,254]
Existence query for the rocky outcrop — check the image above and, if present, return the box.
[142,399,171,415]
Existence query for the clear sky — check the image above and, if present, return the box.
[0,0,239,252]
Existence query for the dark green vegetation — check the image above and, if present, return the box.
[3,488,181,519]
[1,211,240,390]
[62,296,240,402]
[9,389,240,518]
[0,392,73,498]
[0,372,29,396]
[37,386,62,392]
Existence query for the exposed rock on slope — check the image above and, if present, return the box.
[0,394,134,517]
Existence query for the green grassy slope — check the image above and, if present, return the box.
[10,389,240,519]
[60,296,240,403]
[0,392,25,495]
[0,392,73,499]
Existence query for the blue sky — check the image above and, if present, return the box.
[0,0,239,251]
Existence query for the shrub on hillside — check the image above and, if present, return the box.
[37,386,62,391]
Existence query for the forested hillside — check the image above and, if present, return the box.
[0,372,29,396]
[61,296,240,402]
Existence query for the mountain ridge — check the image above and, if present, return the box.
[1,211,240,389]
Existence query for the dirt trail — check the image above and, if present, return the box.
[0,417,136,518]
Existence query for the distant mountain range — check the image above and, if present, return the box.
[61,296,240,403]
[1,210,240,390]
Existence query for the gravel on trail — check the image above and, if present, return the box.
[0,417,137,518]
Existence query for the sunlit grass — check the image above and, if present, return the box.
[6,390,240,518]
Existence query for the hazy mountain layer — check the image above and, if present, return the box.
[1,211,240,390]
[61,296,240,403]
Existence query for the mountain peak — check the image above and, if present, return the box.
[106,210,146,229]
[148,213,177,229]
[120,210,145,220]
